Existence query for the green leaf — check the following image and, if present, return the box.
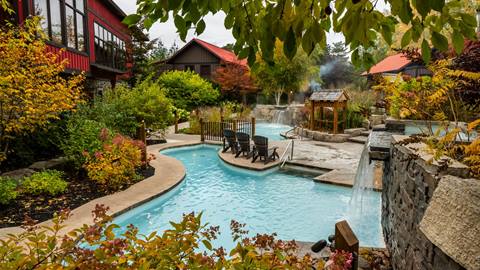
[174,15,186,34]
[430,0,445,11]
[351,49,360,67]
[143,18,154,29]
[431,31,448,51]
[421,39,431,64]
[202,240,212,250]
[460,14,477,27]
[413,0,431,18]
[224,13,234,29]
[283,27,297,59]
[451,30,464,55]
[168,0,183,10]
[122,14,141,26]
[401,28,412,48]
[196,19,206,35]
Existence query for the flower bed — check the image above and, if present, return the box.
[0,166,154,228]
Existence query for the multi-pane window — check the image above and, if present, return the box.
[33,0,85,52]
[94,22,126,71]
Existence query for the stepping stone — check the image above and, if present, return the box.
[348,136,369,144]
[360,130,371,137]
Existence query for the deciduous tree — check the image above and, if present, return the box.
[253,40,317,105]
[0,19,84,163]
[213,62,258,104]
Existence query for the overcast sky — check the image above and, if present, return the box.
[113,0,388,49]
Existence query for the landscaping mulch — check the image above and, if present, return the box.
[0,166,155,228]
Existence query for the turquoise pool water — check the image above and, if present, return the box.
[255,123,292,141]
[114,145,384,249]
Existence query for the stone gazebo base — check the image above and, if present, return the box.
[294,127,366,143]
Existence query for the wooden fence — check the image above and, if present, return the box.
[200,117,256,142]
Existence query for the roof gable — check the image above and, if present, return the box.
[363,53,412,75]
[166,38,248,67]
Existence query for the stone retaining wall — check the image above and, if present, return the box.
[383,138,477,270]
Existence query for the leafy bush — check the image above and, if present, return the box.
[84,80,174,137]
[157,70,220,111]
[61,118,111,169]
[0,177,18,205]
[84,134,143,190]
[0,206,320,269]
[0,119,66,172]
[21,170,68,196]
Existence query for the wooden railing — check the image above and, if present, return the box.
[200,117,256,142]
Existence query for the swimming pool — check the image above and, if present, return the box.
[114,145,384,250]
[255,123,292,141]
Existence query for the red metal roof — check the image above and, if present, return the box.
[363,53,412,75]
[192,38,248,67]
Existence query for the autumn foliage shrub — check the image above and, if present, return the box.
[84,132,143,190]
[0,18,83,164]
[21,170,68,196]
[0,177,18,205]
[0,205,325,269]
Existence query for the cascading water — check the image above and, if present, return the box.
[349,134,376,210]
[272,110,288,125]
[344,134,383,243]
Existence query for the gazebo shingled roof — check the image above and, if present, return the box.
[309,89,349,102]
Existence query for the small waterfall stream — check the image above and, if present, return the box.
[272,110,288,125]
[349,134,376,211]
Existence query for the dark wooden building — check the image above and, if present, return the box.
[156,38,248,80]
[1,0,133,93]
[362,53,431,79]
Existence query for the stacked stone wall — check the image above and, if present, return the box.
[383,143,470,270]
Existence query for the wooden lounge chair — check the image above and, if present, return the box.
[223,129,238,154]
[235,132,253,158]
[251,135,280,164]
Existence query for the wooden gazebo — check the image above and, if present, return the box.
[309,89,349,134]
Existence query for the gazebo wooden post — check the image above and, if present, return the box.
[319,105,323,130]
[343,103,347,132]
[310,100,315,130]
[333,104,339,134]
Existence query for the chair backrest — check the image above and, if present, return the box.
[236,132,250,150]
[253,135,268,155]
[224,129,236,144]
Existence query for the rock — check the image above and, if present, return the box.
[29,157,67,171]
[358,257,372,270]
[344,128,366,136]
[1,168,35,180]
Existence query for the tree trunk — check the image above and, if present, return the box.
[274,89,283,106]
[242,92,247,105]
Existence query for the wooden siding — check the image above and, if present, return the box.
[46,45,90,72]
[172,43,219,64]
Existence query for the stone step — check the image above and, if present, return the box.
[360,130,371,137]
[348,135,369,144]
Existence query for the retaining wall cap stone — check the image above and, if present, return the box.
[419,175,480,270]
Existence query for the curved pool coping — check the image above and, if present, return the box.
[0,141,197,238]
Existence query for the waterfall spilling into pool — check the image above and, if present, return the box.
[272,110,288,125]
[349,134,376,211]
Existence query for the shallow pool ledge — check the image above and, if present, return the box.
[0,142,190,239]
[218,141,288,171]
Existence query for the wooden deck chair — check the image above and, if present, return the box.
[251,135,280,164]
